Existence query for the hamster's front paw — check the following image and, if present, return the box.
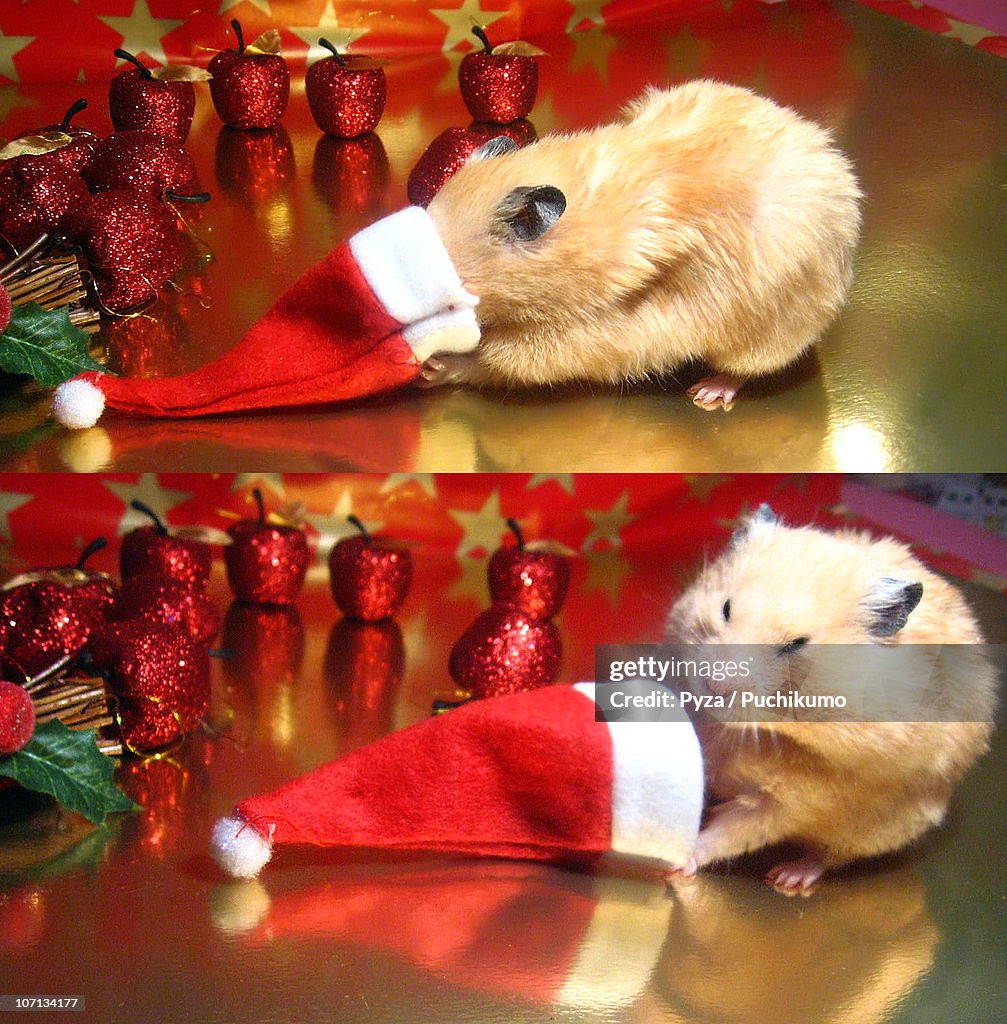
[663,856,698,883]
[418,352,477,389]
[687,374,742,411]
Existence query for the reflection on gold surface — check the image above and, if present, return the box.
[829,421,891,472]
[646,867,936,1024]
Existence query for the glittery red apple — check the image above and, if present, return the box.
[79,189,182,310]
[488,518,571,620]
[17,99,99,175]
[113,573,220,645]
[209,20,289,130]
[120,500,212,588]
[83,130,201,199]
[87,619,210,751]
[0,679,36,755]
[449,603,561,699]
[407,127,518,208]
[459,26,545,124]
[328,516,412,622]
[0,158,90,250]
[225,489,309,606]
[109,49,203,143]
[0,537,116,682]
[306,38,387,139]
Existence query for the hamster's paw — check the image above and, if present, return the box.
[766,856,824,897]
[418,352,477,389]
[687,374,741,411]
[663,856,698,883]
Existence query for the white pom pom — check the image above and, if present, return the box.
[211,815,273,879]
[52,378,106,430]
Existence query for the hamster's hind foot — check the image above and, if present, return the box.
[687,374,741,411]
[766,856,825,896]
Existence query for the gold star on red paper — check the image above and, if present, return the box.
[287,1,369,62]
[104,475,193,535]
[0,488,32,542]
[431,1,506,52]
[450,490,507,558]
[100,0,184,68]
[582,492,635,551]
[0,27,35,83]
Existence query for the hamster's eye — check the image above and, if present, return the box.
[778,637,809,656]
[722,599,731,622]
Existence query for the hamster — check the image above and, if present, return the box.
[423,80,862,410]
[666,505,997,892]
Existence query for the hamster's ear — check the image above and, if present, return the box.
[864,578,924,637]
[731,503,780,548]
[469,136,518,162]
[494,185,566,242]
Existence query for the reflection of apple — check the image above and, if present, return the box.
[215,125,295,205]
[312,132,388,216]
[307,39,386,138]
[225,489,309,606]
[209,19,289,130]
[488,519,570,619]
[328,516,412,622]
[325,617,404,753]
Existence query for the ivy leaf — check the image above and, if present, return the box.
[0,303,104,387]
[0,720,139,825]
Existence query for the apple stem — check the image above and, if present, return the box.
[471,25,494,53]
[131,500,169,536]
[114,48,153,79]
[76,536,108,569]
[253,488,266,524]
[59,98,88,131]
[506,518,525,549]
[164,189,212,204]
[347,515,371,544]
[231,18,246,55]
[318,37,347,66]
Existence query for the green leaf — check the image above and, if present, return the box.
[0,721,139,825]
[0,303,104,387]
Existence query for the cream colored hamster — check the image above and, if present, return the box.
[666,505,997,892]
[424,80,861,410]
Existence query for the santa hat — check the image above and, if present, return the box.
[52,206,480,429]
[211,682,704,879]
[224,864,674,1010]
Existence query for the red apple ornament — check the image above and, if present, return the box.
[306,38,387,139]
[407,127,517,208]
[109,49,208,143]
[449,603,561,699]
[225,489,309,606]
[328,516,412,622]
[488,518,571,620]
[87,620,210,751]
[209,20,289,130]
[83,130,201,199]
[0,157,90,251]
[120,500,212,588]
[0,537,116,682]
[459,26,545,124]
[113,573,220,645]
[79,189,182,310]
[16,99,99,175]
[0,679,36,755]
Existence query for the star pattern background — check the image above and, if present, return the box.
[0,1,1001,88]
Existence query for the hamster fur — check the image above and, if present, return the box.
[425,81,862,410]
[666,505,997,892]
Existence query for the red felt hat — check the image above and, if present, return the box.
[52,206,480,429]
[210,683,703,878]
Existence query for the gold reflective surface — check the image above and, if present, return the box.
[1,554,1004,1023]
[0,1,1005,472]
